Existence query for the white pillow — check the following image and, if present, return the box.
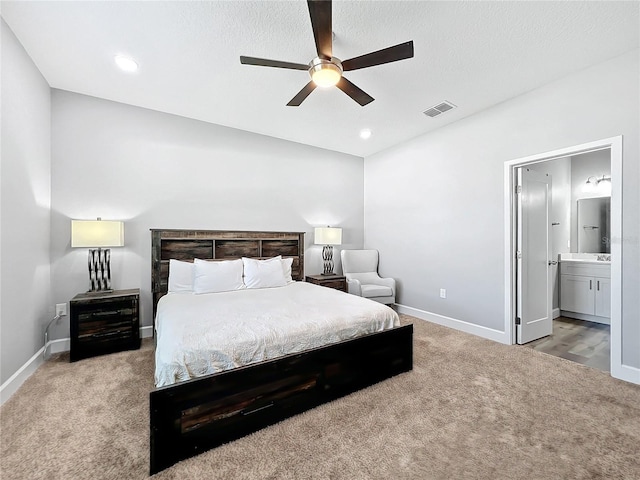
[193,258,245,294]
[242,256,288,289]
[168,259,195,293]
[282,257,294,283]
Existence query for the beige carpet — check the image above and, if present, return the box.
[1,315,639,480]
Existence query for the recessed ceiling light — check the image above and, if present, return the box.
[114,55,138,73]
[360,129,372,139]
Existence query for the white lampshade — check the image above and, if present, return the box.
[314,227,342,246]
[71,219,124,248]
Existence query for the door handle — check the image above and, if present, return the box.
[597,280,600,291]
[548,260,558,266]
[590,280,592,290]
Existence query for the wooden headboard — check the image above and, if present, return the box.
[151,229,305,316]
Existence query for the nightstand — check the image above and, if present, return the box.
[70,288,140,362]
[305,274,347,292]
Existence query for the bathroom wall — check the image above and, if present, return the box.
[530,150,611,309]
[570,150,611,252]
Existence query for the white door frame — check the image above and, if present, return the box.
[504,136,623,378]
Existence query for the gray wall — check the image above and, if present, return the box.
[0,20,52,384]
[364,50,639,368]
[49,91,365,339]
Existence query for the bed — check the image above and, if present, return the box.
[149,229,413,474]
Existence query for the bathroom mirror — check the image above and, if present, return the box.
[577,197,610,253]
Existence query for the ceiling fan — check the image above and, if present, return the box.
[240,0,414,107]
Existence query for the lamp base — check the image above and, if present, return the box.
[322,245,335,275]
[88,248,112,292]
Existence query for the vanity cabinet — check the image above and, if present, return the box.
[594,277,611,318]
[559,262,610,324]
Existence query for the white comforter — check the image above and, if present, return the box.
[154,281,399,387]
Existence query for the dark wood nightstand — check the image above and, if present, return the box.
[70,288,140,362]
[305,274,347,292]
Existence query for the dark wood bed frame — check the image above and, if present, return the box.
[149,229,413,474]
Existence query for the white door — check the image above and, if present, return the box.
[516,167,552,344]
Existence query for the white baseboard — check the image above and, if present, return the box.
[398,304,639,386]
[0,347,45,405]
[396,304,510,344]
[559,310,610,325]
[0,337,73,405]
[48,338,70,355]
[140,326,154,339]
[552,308,561,319]
[1,326,154,405]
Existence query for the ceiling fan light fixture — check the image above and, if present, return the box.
[309,58,342,88]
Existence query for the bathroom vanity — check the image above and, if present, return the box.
[559,253,611,324]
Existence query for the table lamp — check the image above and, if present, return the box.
[71,218,124,292]
[314,226,342,275]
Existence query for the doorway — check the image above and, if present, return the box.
[504,136,622,379]
[525,316,610,372]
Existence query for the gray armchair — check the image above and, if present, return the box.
[340,249,396,305]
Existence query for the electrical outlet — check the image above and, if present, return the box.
[55,303,67,317]
[440,288,446,299]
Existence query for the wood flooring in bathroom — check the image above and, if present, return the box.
[523,316,610,373]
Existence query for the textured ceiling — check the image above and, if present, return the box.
[2,1,638,157]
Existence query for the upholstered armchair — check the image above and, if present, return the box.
[340,249,396,305]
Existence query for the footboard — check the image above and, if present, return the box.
[150,324,413,474]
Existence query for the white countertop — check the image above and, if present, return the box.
[559,253,611,264]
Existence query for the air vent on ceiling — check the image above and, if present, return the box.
[423,101,456,118]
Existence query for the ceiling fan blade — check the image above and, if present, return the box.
[240,56,309,71]
[307,0,332,59]
[342,41,414,72]
[335,77,374,106]
[287,81,317,106]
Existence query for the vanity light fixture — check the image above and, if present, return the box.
[586,175,611,186]
[114,55,139,73]
[72,218,124,292]
[585,175,612,193]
